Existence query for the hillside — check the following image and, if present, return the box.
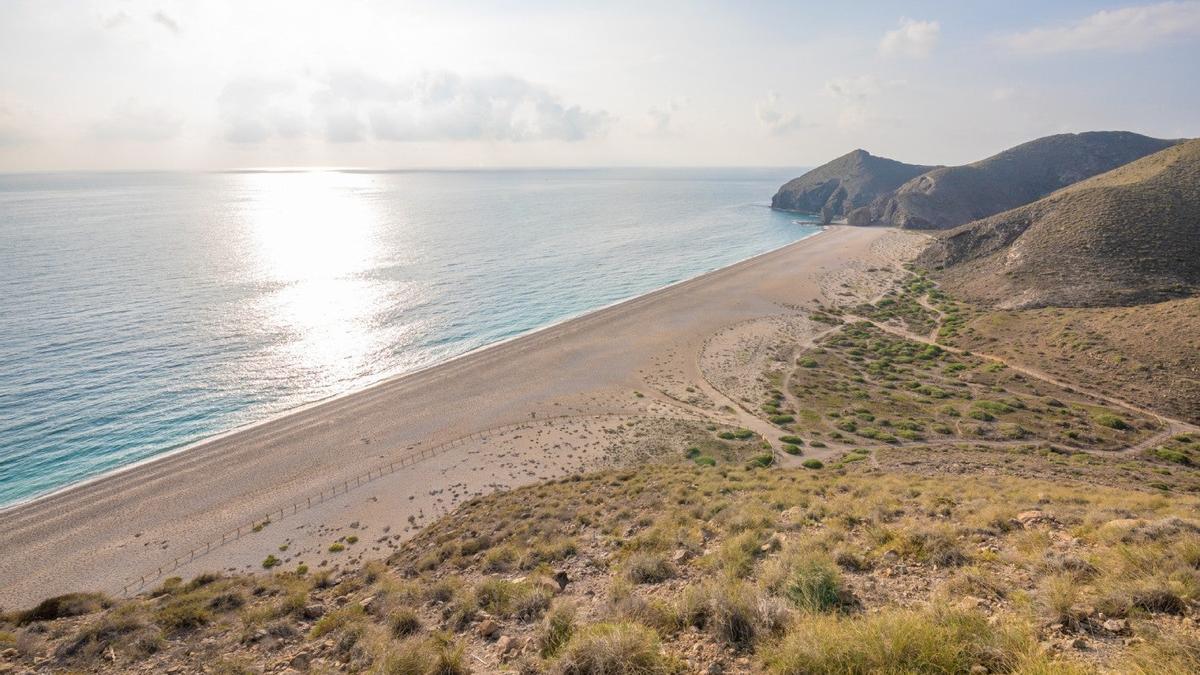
[919,138,1200,308]
[849,131,1178,230]
[770,149,934,223]
[939,298,1200,425]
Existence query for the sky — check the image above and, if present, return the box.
[1,0,1198,171]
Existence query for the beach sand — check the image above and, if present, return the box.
[0,225,926,608]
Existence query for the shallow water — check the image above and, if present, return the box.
[0,168,819,506]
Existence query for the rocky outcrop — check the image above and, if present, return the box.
[852,131,1179,230]
[770,149,935,223]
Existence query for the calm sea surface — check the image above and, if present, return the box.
[0,168,819,506]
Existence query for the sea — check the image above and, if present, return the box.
[0,168,820,507]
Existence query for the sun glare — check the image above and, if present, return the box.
[239,171,390,385]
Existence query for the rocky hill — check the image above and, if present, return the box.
[770,149,935,223]
[920,138,1200,308]
[849,131,1178,229]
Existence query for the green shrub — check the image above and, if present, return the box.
[625,553,675,585]
[540,601,577,658]
[973,400,1014,415]
[782,444,802,456]
[1095,413,1130,430]
[764,608,1061,674]
[552,622,676,674]
[390,607,422,637]
[784,558,847,612]
[770,415,795,425]
[779,435,804,445]
[1154,448,1192,465]
[747,453,774,469]
[17,593,111,624]
[694,455,717,467]
[802,459,824,469]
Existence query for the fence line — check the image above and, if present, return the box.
[119,411,706,596]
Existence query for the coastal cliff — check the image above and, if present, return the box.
[848,131,1179,229]
[770,149,934,223]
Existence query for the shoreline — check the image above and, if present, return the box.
[0,226,825,515]
[0,224,899,608]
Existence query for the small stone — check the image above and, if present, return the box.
[478,619,501,639]
[302,604,326,620]
[553,570,570,590]
[970,666,989,674]
[671,549,690,564]
[290,651,312,670]
[496,635,515,655]
[959,595,986,611]
[882,550,900,562]
[0,649,16,659]
[706,662,725,675]
[1071,637,1088,651]
[1102,619,1128,633]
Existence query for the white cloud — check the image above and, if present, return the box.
[879,18,940,58]
[151,10,181,35]
[823,76,905,130]
[218,76,306,144]
[755,91,808,136]
[643,98,687,138]
[219,70,609,144]
[90,100,182,142]
[1002,1,1200,54]
[365,72,610,143]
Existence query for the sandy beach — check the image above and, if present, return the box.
[0,225,923,609]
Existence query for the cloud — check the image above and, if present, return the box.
[101,11,131,30]
[150,10,181,35]
[218,76,307,144]
[1001,1,1200,54]
[755,91,809,136]
[363,72,610,143]
[823,76,904,130]
[90,100,182,142]
[643,98,686,137]
[879,18,940,58]
[220,70,610,145]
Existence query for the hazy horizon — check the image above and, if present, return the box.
[2,0,1199,172]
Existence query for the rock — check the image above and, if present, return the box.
[1102,619,1128,633]
[535,577,561,596]
[671,549,690,564]
[553,569,570,590]
[290,651,312,670]
[882,550,900,562]
[302,604,326,620]
[705,662,725,675]
[970,666,989,674]
[0,649,16,659]
[1071,637,1088,651]
[1016,510,1055,527]
[478,619,501,639]
[959,596,986,611]
[496,635,515,655]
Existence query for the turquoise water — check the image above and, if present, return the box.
[0,168,819,507]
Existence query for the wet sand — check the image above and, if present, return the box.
[0,225,915,608]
